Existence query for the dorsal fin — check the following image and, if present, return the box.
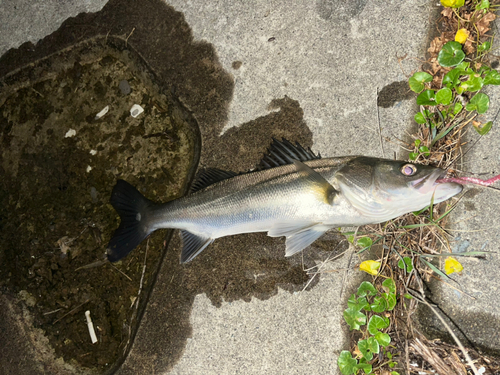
[258,138,321,170]
[190,168,238,193]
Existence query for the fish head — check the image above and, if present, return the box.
[334,157,463,222]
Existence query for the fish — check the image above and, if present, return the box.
[106,138,463,263]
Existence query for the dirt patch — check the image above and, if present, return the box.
[0,38,196,372]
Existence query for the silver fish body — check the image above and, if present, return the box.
[107,140,462,263]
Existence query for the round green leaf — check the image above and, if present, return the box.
[357,281,377,297]
[355,363,373,374]
[348,294,370,312]
[357,236,373,250]
[338,350,358,375]
[466,93,490,114]
[374,331,392,347]
[408,72,433,93]
[358,337,380,361]
[414,139,421,148]
[460,75,483,92]
[384,293,397,311]
[437,41,465,67]
[409,152,418,161]
[419,146,430,156]
[416,90,436,106]
[453,102,463,114]
[371,296,387,313]
[343,307,367,330]
[442,68,462,88]
[476,0,490,10]
[436,87,453,105]
[414,112,426,124]
[478,40,491,53]
[483,70,500,85]
[367,315,390,335]
[473,121,493,136]
[382,278,396,295]
[397,257,414,272]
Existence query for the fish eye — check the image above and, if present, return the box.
[401,164,417,176]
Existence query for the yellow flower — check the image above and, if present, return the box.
[441,0,465,8]
[444,256,463,275]
[455,28,470,44]
[359,260,381,276]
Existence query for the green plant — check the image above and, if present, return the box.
[338,280,398,375]
[408,39,498,160]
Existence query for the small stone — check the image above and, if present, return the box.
[119,80,131,95]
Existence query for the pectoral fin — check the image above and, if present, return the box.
[293,160,338,205]
[285,224,331,256]
[180,230,214,263]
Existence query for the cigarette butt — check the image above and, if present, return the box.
[85,310,98,344]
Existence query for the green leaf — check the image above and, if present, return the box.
[483,70,500,85]
[357,237,373,250]
[374,331,391,347]
[460,75,483,92]
[438,41,465,67]
[391,372,400,375]
[344,307,367,330]
[456,61,470,71]
[338,350,358,375]
[466,93,490,114]
[416,90,437,106]
[371,296,387,313]
[478,40,491,52]
[408,72,433,93]
[443,68,462,88]
[404,293,413,299]
[453,102,463,114]
[414,139,421,148]
[355,363,372,374]
[382,278,396,295]
[441,0,464,8]
[384,293,397,311]
[357,281,378,297]
[409,152,418,161]
[348,294,370,312]
[476,0,490,10]
[397,257,414,272]
[473,121,493,136]
[419,146,430,157]
[367,315,390,335]
[358,337,380,361]
[414,112,426,124]
[436,87,453,105]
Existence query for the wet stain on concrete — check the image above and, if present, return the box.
[377,81,415,108]
[0,0,345,374]
[316,0,368,22]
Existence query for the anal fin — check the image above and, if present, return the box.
[284,224,331,256]
[180,230,214,263]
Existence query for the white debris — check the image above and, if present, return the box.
[478,367,486,375]
[85,310,98,344]
[94,105,109,120]
[90,150,97,155]
[65,129,76,138]
[130,104,144,118]
[86,165,92,173]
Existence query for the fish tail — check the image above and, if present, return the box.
[107,180,157,262]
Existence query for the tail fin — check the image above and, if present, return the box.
[107,180,156,262]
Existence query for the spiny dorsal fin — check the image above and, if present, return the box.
[258,138,321,170]
[190,168,238,193]
[293,160,338,205]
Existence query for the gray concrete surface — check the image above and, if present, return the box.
[1,0,499,374]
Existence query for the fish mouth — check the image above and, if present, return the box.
[409,168,444,193]
[411,168,462,201]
